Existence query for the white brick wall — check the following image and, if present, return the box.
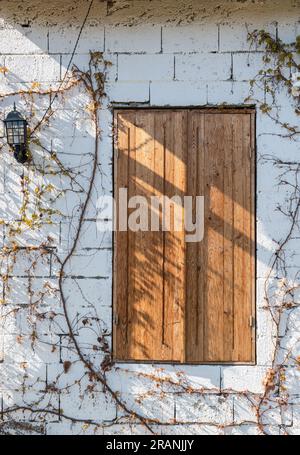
[277,21,300,45]
[233,53,291,82]
[105,25,162,53]
[233,53,266,81]
[4,55,61,82]
[150,80,207,105]
[49,26,105,54]
[0,0,299,436]
[118,54,174,81]
[219,22,277,52]
[175,394,233,425]
[0,27,48,54]
[107,81,149,102]
[207,81,251,105]
[222,367,267,394]
[175,53,231,81]
[162,24,218,53]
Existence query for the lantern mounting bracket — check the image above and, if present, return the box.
[13,144,28,164]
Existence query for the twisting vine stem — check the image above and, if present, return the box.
[246,29,300,434]
[0,28,300,435]
[56,53,155,433]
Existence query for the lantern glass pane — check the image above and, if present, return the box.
[5,123,12,144]
[6,120,26,145]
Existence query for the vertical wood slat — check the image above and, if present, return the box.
[197,113,206,361]
[113,111,134,359]
[222,114,235,361]
[205,114,225,361]
[153,112,167,359]
[161,111,174,359]
[114,108,255,364]
[186,111,206,361]
[165,111,187,362]
[129,111,154,360]
[186,111,199,361]
[232,113,253,361]
[251,112,256,363]
[127,112,136,359]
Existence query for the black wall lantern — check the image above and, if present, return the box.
[3,104,29,163]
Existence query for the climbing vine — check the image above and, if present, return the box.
[0,29,300,435]
[0,51,161,434]
[247,29,300,135]
[246,29,300,434]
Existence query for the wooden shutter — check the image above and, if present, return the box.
[186,111,255,363]
[113,109,255,363]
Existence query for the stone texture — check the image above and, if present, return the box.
[118,54,174,81]
[162,24,218,53]
[105,25,161,53]
[175,53,231,81]
[150,81,207,105]
[4,55,61,83]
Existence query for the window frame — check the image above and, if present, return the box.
[112,106,256,366]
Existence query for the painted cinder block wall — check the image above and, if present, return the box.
[0,0,299,435]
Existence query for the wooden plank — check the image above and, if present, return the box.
[204,114,225,362]
[163,110,187,362]
[113,111,135,360]
[251,111,256,363]
[244,112,255,362]
[186,111,206,362]
[222,114,235,361]
[161,111,175,360]
[186,111,199,361]
[196,113,206,362]
[153,111,169,360]
[232,113,253,362]
[128,111,157,360]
